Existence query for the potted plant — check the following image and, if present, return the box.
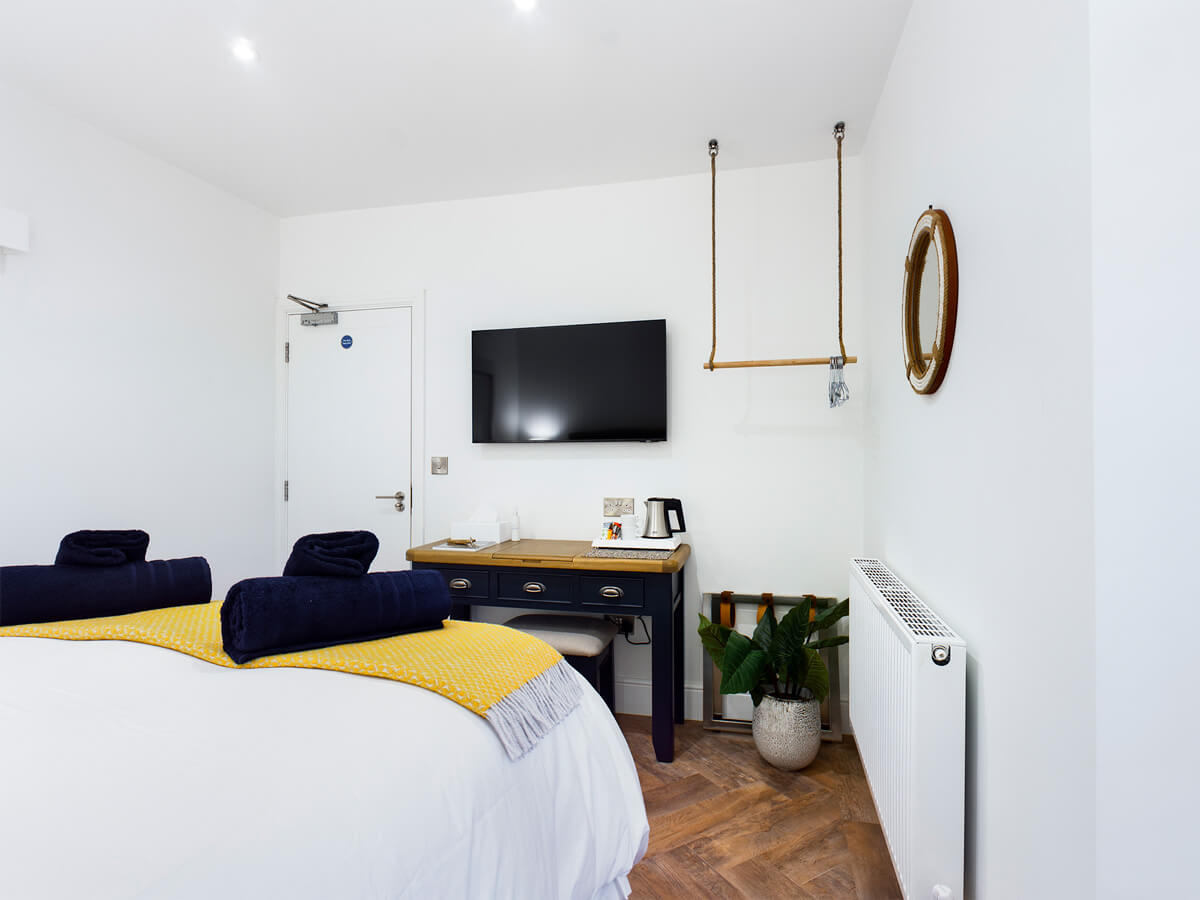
[698,595,849,770]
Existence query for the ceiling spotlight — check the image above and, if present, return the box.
[230,37,258,64]
[513,0,537,11]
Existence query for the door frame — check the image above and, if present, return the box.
[274,293,426,571]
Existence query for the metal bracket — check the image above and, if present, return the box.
[287,293,328,312]
[300,311,339,327]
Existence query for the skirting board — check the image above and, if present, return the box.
[613,678,853,735]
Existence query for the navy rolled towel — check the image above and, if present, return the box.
[221,569,450,664]
[282,531,380,577]
[55,530,151,567]
[0,558,212,626]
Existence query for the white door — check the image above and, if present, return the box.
[286,306,413,571]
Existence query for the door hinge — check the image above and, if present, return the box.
[284,480,289,501]
[284,341,290,363]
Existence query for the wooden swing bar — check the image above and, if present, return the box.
[706,355,859,370]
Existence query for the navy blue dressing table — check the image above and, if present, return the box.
[407,539,689,762]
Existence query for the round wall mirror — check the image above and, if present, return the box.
[902,208,958,394]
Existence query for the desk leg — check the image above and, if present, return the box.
[673,568,684,725]
[451,603,472,621]
[651,599,676,763]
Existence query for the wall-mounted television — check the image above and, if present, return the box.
[472,319,667,443]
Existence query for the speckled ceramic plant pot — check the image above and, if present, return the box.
[752,694,822,770]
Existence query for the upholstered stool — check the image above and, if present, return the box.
[504,614,618,712]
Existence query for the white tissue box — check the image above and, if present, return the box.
[450,520,512,544]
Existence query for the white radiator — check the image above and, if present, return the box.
[849,558,965,900]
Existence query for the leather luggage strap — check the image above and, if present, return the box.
[756,592,774,624]
[803,594,819,623]
[719,590,735,628]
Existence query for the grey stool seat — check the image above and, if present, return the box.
[505,614,618,712]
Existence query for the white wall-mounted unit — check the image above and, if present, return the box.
[0,209,30,253]
[849,558,966,900]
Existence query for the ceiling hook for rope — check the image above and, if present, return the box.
[833,121,845,143]
[708,139,719,158]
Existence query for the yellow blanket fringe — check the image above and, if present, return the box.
[0,603,581,759]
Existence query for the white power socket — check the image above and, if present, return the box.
[603,497,634,516]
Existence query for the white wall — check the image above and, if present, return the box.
[1092,2,1200,895]
[280,157,865,716]
[0,81,279,597]
[860,1,1095,897]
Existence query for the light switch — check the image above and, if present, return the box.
[431,456,448,475]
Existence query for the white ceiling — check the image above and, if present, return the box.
[0,0,912,216]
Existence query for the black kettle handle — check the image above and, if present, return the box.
[665,499,686,535]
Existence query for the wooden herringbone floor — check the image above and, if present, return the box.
[618,715,902,899]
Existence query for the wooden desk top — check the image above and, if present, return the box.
[406,539,691,574]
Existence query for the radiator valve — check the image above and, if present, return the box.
[931,644,952,666]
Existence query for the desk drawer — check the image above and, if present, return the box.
[496,572,575,605]
[434,568,489,601]
[580,575,645,609]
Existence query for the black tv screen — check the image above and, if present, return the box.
[472,319,667,443]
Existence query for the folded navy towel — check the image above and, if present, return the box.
[55,530,151,567]
[0,558,212,626]
[282,530,380,577]
[221,569,450,664]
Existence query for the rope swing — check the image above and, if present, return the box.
[704,122,857,407]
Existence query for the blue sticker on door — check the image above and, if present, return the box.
[341,335,353,349]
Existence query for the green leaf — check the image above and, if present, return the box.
[807,635,849,650]
[697,613,732,669]
[802,647,830,703]
[769,599,812,676]
[752,608,776,653]
[720,631,768,695]
[773,601,814,694]
[811,598,850,635]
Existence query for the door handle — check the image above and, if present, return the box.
[523,581,546,594]
[375,490,406,511]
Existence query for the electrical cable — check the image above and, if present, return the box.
[623,615,651,646]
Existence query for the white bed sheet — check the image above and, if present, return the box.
[0,636,649,899]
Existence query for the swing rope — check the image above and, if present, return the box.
[835,122,847,360]
[705,123,856,373]
[708,139,719,372]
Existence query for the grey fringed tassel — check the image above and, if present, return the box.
[486,659,583,759]
[829,355,850,407]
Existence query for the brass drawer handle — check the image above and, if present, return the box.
[599,586,625,599]
[523,581,546,594]
[448,578,471,591]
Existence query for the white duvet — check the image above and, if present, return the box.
[0,637,648,899]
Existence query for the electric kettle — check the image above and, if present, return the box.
[642,498,686,539]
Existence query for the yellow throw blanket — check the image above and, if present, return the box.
[0,603,581,759]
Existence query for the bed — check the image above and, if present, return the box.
[0,634,649,898]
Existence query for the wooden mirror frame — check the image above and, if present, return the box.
[902,208,958,394]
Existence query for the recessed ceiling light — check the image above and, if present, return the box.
[230,37,258,64]
[513,0,536,12]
